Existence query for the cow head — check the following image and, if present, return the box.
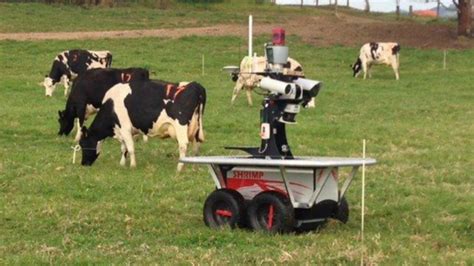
[79,127,100,166]
[351,58,362,78]
[43,76,57,97]
[57,110,74,136]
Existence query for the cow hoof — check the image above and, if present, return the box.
[177,163,184,172]
[120,159,126,166]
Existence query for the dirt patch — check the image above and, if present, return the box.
[1,13,472,49]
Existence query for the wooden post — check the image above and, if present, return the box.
[316,0,319,6]
[301,0,303,8]
[396,5,400,19]
[347,0,349,7]
[335,0,338,14]
[409,5,413,17]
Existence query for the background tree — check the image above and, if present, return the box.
[453,0,472,36]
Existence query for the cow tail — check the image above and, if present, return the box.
[194,82,206,143]
[106,53,113,67]
[196,103,205,142]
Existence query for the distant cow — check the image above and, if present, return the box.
[42,49,113,97]
[230,56,306,106]
[79,80,206,171]
[351,42,400,80]
[58,68,149,142]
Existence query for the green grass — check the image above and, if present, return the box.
[0,1,326,33]
[2,1,454,33]
[1,35,473,264]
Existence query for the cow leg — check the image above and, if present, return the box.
[121,130,136,168]
[231,80,244,105]
[367,64,372,78]
[120,141,128,166]
[74,119,82,142]
[62,76,70,97]
[245,87,253,106]
[392,60,400,80]
[175,124,189,172]
[192,139,200,155]
[362,63,368,80]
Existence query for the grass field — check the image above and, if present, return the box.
[1,3,473,264]
[1,35,473,264]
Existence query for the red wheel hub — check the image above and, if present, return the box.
[215,209,232,217]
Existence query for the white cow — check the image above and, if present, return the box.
[230,56,307,106]
[351,42,401,80]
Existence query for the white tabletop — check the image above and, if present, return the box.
[180,156,376,168]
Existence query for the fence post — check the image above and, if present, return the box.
[437,0,440,18]
[347,0,349,7]
[409,5,413,17]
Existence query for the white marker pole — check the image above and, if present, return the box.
[202,54,205,76]
[360,139,366,266]
[248,15,253,58]
[443,50,447,70]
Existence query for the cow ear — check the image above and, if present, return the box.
[81,126,88,138]
[44,75,48,78]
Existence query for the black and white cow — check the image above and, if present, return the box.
[351,42,401,80]
[42,49,113,97]
[79,79,206,171]
[58,67,149,141]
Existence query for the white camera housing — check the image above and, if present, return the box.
[259,77,291,95]
[293,78,321,92]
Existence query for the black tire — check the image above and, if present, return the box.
[247,191,295,233]
[332,196,349,223]
[294,200,336,232]
[203,189,245,229]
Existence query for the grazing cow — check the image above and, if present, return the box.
[231,56,307,106]
[79,80,206,171]
[58,67,149,142]
[351,42,401,80]
[42,49,113,97]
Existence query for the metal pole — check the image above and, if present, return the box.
[360,139,366,266]
[248,15,253,58]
